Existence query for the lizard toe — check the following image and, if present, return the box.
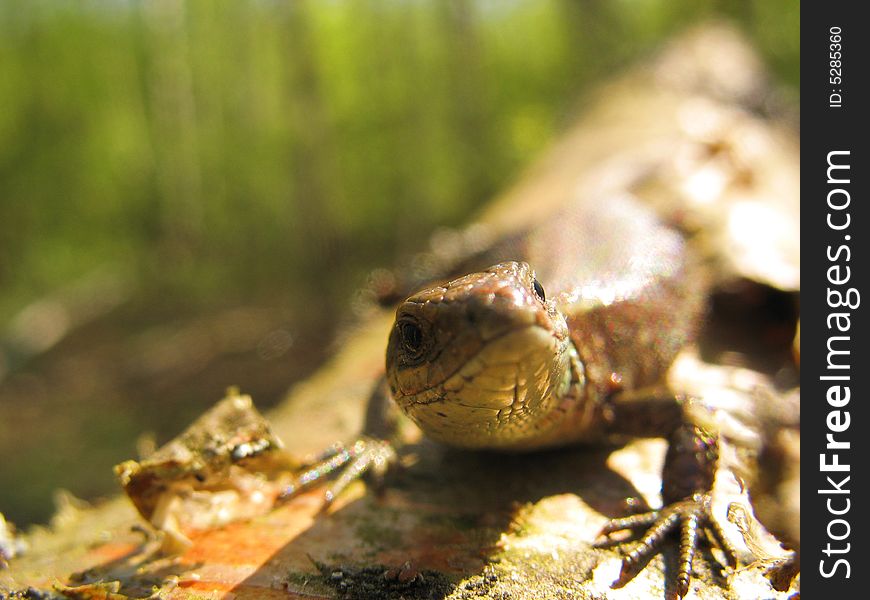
[597,493,738,598]
[279,436,398,505]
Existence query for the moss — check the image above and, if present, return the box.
[313,562,455,600]
[353,510,404,552]
[419,512,482,533]
[280,570,334,597]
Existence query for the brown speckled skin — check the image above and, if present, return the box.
[525,193,707,403]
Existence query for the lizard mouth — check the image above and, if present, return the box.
[393,324,571,448]
[396,323,540,403]
[399,324,540,402]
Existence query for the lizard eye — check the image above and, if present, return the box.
[400,320,425,357]
[532,278,546,302]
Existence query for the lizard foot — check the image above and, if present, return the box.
[279,436,397,506]
[596,492,738,598]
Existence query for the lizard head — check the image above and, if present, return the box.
[385,261,577,449]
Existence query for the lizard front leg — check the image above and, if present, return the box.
[596,391,739,598]
[280,377,400,505]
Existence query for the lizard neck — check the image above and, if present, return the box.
[502,339,603,450]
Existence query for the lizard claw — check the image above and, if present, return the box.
[279,436,397,506]
[596,492,738,598]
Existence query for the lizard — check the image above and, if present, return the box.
[279,190,791,598]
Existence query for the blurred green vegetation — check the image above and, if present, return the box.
[0,0,798,324]
[0,0,797,526]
